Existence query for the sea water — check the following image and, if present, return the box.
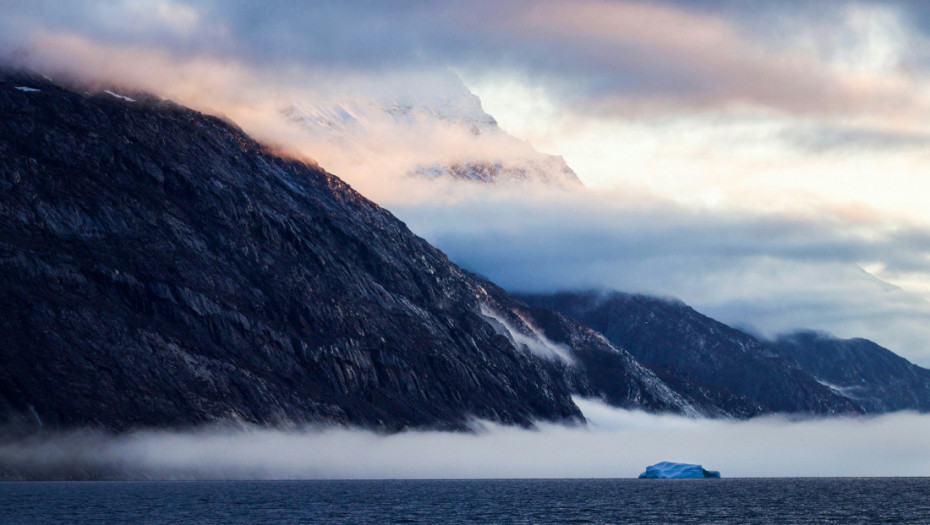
[2,478,929,524]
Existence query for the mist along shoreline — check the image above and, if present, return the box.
[3,405,930,481]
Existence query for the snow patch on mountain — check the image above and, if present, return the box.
[480,303,574,363]
[104,90,136,102]
[814,378,866,399]
[414,157,579,185]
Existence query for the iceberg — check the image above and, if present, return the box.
[638,461,721,479]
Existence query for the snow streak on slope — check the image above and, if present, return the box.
[479,303,574,363]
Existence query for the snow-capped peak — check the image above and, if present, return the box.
[277,71,581,188]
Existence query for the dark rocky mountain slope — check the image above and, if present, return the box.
[476,281,699,416]
[520,291,865,416]
[0,71,695,433]
[771,331,930,413]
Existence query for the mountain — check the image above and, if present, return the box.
[0,71,689,434]
[770,331,930,413]
[520,291,864,416]
[476,281,700,416]
[280,72,582,187]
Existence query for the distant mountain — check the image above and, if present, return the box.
[520,291,865,416]
[477,281,700,416]
[0,71,686,434]
[281,73,582,187]
[770,331,930,413]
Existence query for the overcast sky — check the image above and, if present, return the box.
[3,0,930,365]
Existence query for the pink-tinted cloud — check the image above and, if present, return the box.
[3,0,927,120]
[511,0,923,117]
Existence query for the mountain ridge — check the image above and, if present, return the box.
[519,291,861,415]
[0,70,690,434]
[770,330,930,413]
[520,289,930,415]
[5,70,923,439]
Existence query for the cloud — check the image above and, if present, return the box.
[507,1,876,114]
[780,124,930,152]
[3,399,930,479]
[4,0,929,120]
[0,32,572,204]
[392,188,930,366]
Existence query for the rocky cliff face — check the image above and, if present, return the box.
[771,331,930,413]
[0,71,690,433]
[520,291,864,416]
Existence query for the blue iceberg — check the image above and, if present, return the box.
[638,461,721,479]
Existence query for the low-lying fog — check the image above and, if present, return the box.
[3,399,928,480]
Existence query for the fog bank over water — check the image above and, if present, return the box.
[3,399,929,480]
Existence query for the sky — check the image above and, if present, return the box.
[2,0,930,366]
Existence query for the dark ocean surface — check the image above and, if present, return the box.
[2,478,929,524]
